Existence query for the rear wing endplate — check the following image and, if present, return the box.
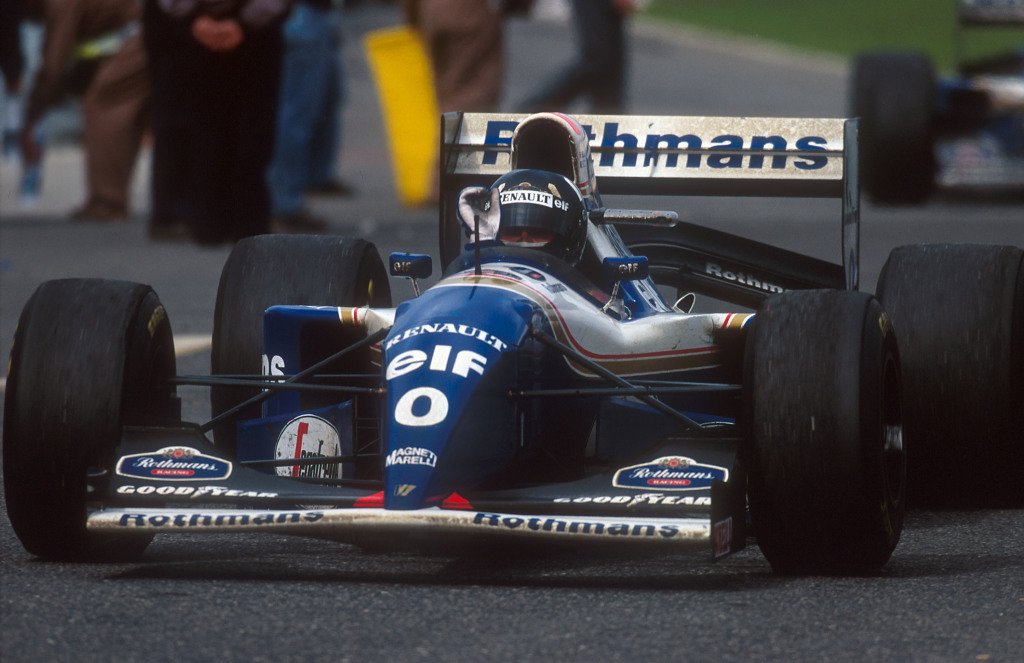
[440,113,860,290]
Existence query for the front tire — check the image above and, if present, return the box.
[210,235,392,456]
[3,279,177,560]
[745,290,905,574]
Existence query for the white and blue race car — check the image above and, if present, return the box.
[4,112,1021,572]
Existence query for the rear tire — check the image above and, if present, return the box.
[745,290,905,574]
[210,235,392,456]
[3,279,177,560]
[851,52,936,204]
[876,244,1024,507]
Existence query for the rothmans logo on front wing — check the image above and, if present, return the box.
[612,456,728,492]
[116,447,233,481]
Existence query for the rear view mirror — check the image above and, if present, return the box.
[389,253,432,280]
[389,253,433,296]
[601,256,650,283]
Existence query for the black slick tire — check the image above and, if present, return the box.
[876,244,1024,507]
[210,235,392,456]
[851,51,936,204]
[745,290,905,574]
[3,279,177,560]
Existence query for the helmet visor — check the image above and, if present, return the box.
[499,227,556,248]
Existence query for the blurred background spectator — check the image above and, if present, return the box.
[1,0,26,181]
[402,0,533,112]
[520,0,640,113]
[390,0,530,205]
[18,0,150,220]
[266,0,351,234]
[1,0,25,94]
[143,0,289,244]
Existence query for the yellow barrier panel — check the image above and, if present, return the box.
[363,26,438,207]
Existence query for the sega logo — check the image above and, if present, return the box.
[483,120,829,170]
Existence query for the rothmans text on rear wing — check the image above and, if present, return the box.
[439,113,860,290]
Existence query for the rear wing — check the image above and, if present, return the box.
[959,0,1024,25]
[439,112,860,291]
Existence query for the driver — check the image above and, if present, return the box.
[457,169,588,266]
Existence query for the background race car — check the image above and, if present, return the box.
[851,0,1024,202]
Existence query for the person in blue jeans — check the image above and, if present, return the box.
[266,0,350,232]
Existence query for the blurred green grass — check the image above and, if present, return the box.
[646,0,1023,72]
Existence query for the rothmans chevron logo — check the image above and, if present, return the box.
[116,447,233,481]
[613,456,728,492]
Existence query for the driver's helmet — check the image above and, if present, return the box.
[491,169,587,265]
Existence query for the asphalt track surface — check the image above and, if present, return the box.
[1,5,1023,662]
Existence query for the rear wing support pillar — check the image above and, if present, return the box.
[843,119,860,291]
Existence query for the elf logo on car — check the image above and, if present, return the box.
[387,345,487,380]
[387,344,488,427]
[274,415,342,479]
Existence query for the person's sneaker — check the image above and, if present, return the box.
[272,209,329,233]
[307,179,355,197]
[70,201,129,222]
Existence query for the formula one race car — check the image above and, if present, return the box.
[851,0,1024,203]
[4,112,1022,574]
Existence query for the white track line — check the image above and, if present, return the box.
[173,334,213,357]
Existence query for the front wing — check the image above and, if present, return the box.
[88,507,711,546]
[88,425,745,557]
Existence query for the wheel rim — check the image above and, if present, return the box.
[881,353,905,524]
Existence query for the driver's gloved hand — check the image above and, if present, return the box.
[457,186,501,243]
